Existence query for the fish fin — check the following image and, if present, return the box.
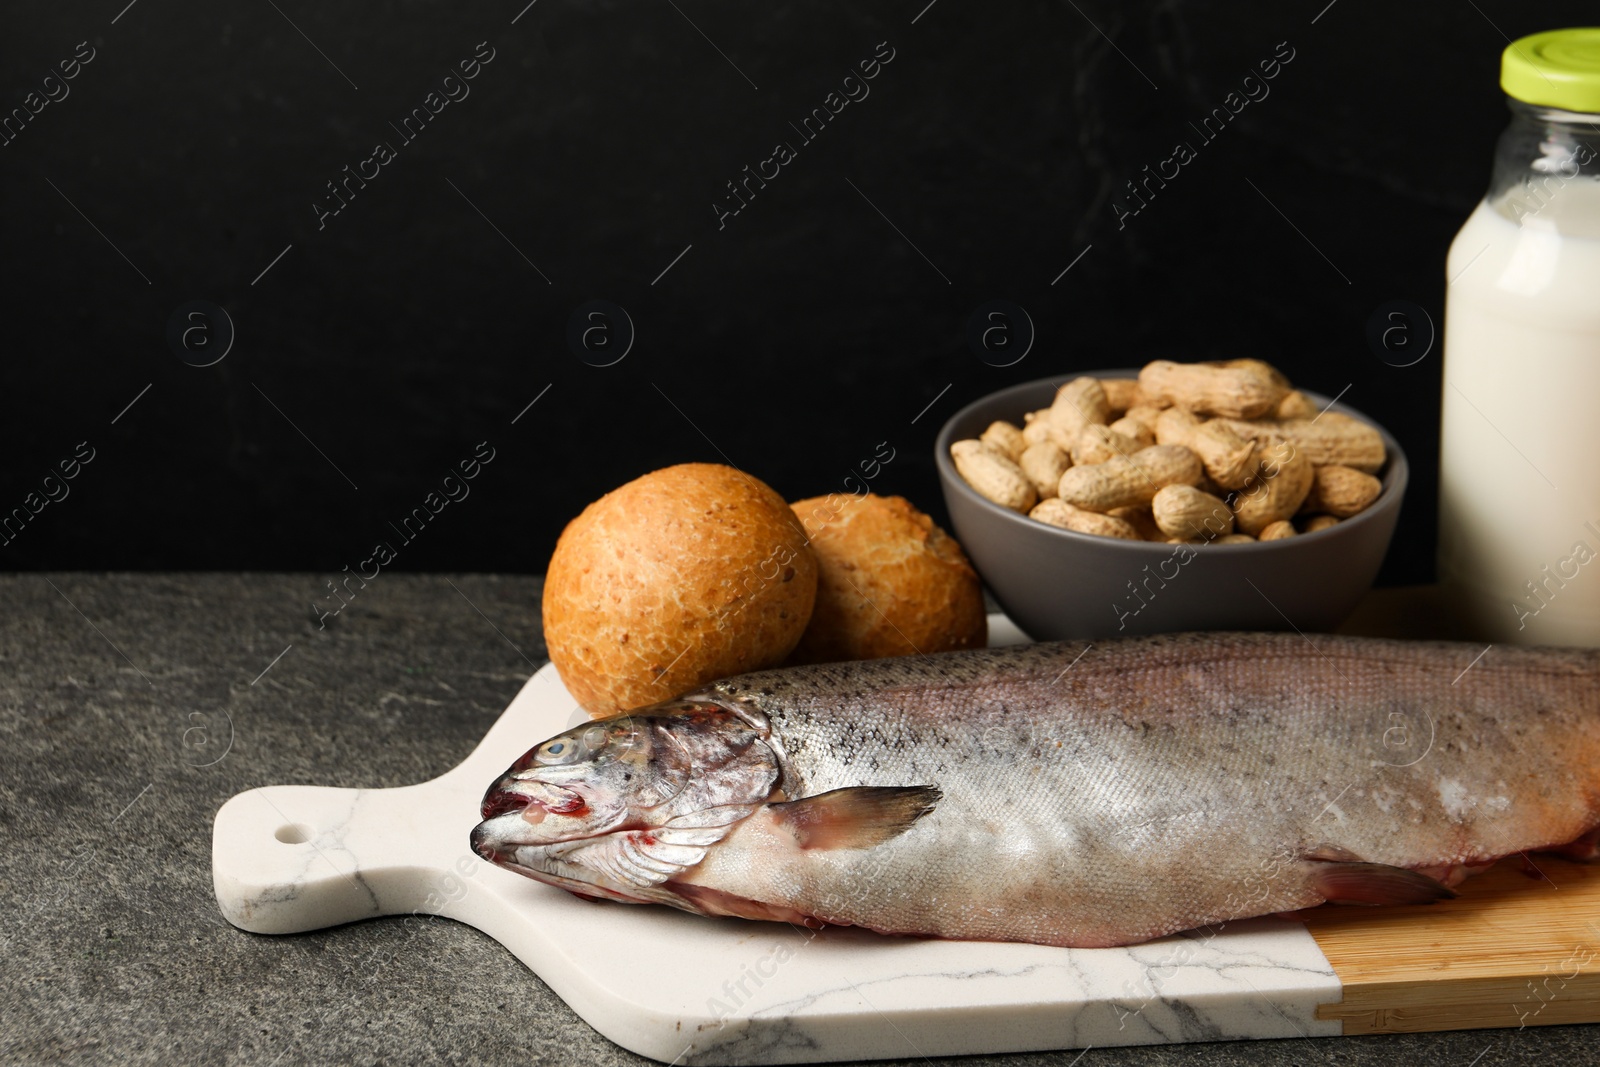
[669,882,830,928]
[1309,860,1457,906]
[1540,827,1600,863]
[1302,844,1362,863]
[769,785,941,851]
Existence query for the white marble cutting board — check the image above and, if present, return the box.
[212,618,1342,1064]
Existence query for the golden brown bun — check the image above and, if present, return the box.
[543,463,817,717]
[787,494,987,665]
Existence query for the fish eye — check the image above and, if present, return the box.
[534,736,583,766]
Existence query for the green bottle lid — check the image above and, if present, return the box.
[1503,28,1600,113]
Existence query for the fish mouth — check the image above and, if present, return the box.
[469,809,608,868]
[470,819,503,863]
[479,779,586,821]
[471,779,594,862]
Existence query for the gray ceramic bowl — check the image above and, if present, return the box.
[935,372,1407,641]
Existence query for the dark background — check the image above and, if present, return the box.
[1,1,1584,585]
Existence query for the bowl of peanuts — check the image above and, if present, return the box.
[935,360,1407,640]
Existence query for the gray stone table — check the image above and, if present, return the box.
[2,573,1594,1065]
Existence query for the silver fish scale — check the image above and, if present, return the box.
[685,633,1600,947]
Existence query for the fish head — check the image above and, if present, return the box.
[470,699,781,900]
[474,717,647,846]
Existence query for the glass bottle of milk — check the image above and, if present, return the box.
[1439,28,1600,645]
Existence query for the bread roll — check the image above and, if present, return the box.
[543,463,817,717]
[788,494,986,665]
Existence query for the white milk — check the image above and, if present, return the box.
[1438,179,1600,644]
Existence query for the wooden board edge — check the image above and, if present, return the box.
[1316,973,1600,1035]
